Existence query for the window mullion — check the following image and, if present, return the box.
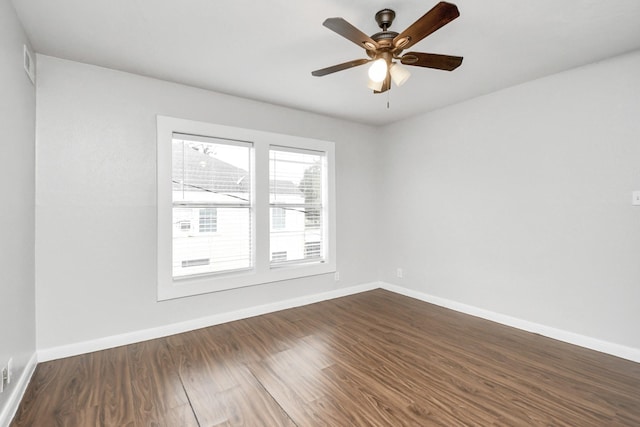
[253,142,271,276]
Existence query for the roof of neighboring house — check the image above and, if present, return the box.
[173,146,249,194]
[270,179,298,195]
[173,146,300,196]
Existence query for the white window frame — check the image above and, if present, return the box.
[157,116,336,300]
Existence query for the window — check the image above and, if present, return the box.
[270,148,325,265]
[157,116,336,300]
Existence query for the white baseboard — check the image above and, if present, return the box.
[0,352,38,427]
[38,282,379,362]
[37,281,640,364]
[380,282,640,363]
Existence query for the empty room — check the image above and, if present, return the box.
[2,0,640,425]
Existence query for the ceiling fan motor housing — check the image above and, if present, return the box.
[367,31,398,58]
[366,9,397,62]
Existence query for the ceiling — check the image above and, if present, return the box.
[12,0,640,126]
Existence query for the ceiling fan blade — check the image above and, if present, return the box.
[400,52,463,71]
[374,73,391,94]
[393,2,460,51]
[311,58,371,77]
[323,18,379,51]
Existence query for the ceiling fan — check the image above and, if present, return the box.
[311,1,463,93]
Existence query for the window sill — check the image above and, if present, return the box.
[158,260,336,301]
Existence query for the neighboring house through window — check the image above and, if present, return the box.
[271,207,286,230]
[305,241,322,259]
[199,208,217,233]
[271,251,287,263]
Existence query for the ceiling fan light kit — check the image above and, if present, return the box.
[367,78,384,92]
[312,1,463,94]
[368,58,388,82]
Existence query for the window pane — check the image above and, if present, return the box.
[173,207,252,277]
[172,133,253,279]
[270,149,324,265]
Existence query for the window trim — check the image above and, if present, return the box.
[157,115,336,301]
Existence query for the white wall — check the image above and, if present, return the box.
[0,0,36,421]
[31,45,640,358]
[35,55,380,350]
[379,50,640,350]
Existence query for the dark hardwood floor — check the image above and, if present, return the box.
[11,289,640,426]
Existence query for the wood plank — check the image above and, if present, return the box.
[126,339,198,426]
[189,365,296,426]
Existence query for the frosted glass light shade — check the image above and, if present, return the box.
[390,63,411,86]
[368,59,388,83]
[367,78,384,91]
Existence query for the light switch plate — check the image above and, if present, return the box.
[633,191,640,206]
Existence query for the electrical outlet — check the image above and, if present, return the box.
[334,271,340,281]
[397,268,403,278]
